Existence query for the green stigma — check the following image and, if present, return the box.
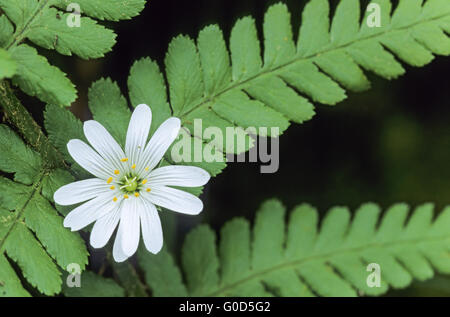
[121,176,138,193]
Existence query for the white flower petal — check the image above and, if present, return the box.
[113,223,129,263]
[58,104,211,263]
[137,117,181,176]
[67,139,113,179]
[119,199,141,257]
[139,200,163,254]
[84,120,127,172]
[54,178,110,206]
[125,104,152,166]
[143,186,203,215]
[63,193,117,231]
[148,165,210,188]
[90,205,122,249]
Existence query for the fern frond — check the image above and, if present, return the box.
[0,124,88,296]
[139,200,450,297]
[0,0,147,106]
[48,0,450,176]
[169,0,450,138]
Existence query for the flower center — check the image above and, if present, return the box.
[109,159,152,202]
[121,176,138,193]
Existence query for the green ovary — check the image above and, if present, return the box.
[122,176,139,192]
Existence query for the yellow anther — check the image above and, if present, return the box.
[113,197,118,202]
[107,177,113,184]
[134,192,140,197]
[124,194,129,199]
[146,188,151,193]
[131,164,136,169]
[114,170,120,175]
[142,179,148,185]
[110,185,115,190]
[121,158,129,162]
[145,167,150,171]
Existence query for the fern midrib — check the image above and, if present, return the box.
[206,233,450,296]
[0,171,46,253]
[179,11,450,121]
[5,0,51,50]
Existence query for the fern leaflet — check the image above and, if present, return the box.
[0,124,88,296]
[139,200,450,297]
[0,0,146,106]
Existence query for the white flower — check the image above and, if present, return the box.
[54,104,210,262]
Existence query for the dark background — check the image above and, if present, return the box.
[12,0,450,296]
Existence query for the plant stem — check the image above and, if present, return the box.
[0,80,67,169]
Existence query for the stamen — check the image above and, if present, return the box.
[146,188,151,192]
[142,179,148,185]
[121,158,129,162]
[131,164,136,169]
[113,197,118,202]
[124,194,129,199]
[110,186,115,190]
[107,177,113,184]
[145,167,150,171]
[134,192,140,197]
[114,170,120,175]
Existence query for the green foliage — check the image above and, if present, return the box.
[88,78,132,147]
[128,58,172,136]
[138,246,187,297]
[161,0,450,154]
[0,15,13,47]
[9,45,75,106]
[389,275,450,297]
[0,48,15,80]
[2,0,449,298]
[108,257,148,297]
[0,124,88,296]
[0,0,147,106]
[44,104,85,164]
[44,0,450,177]
[0,125,41,184]
[53,0,146,22]
[62,271,125,297]
[43,104,91,178]
[139,200,450,297]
